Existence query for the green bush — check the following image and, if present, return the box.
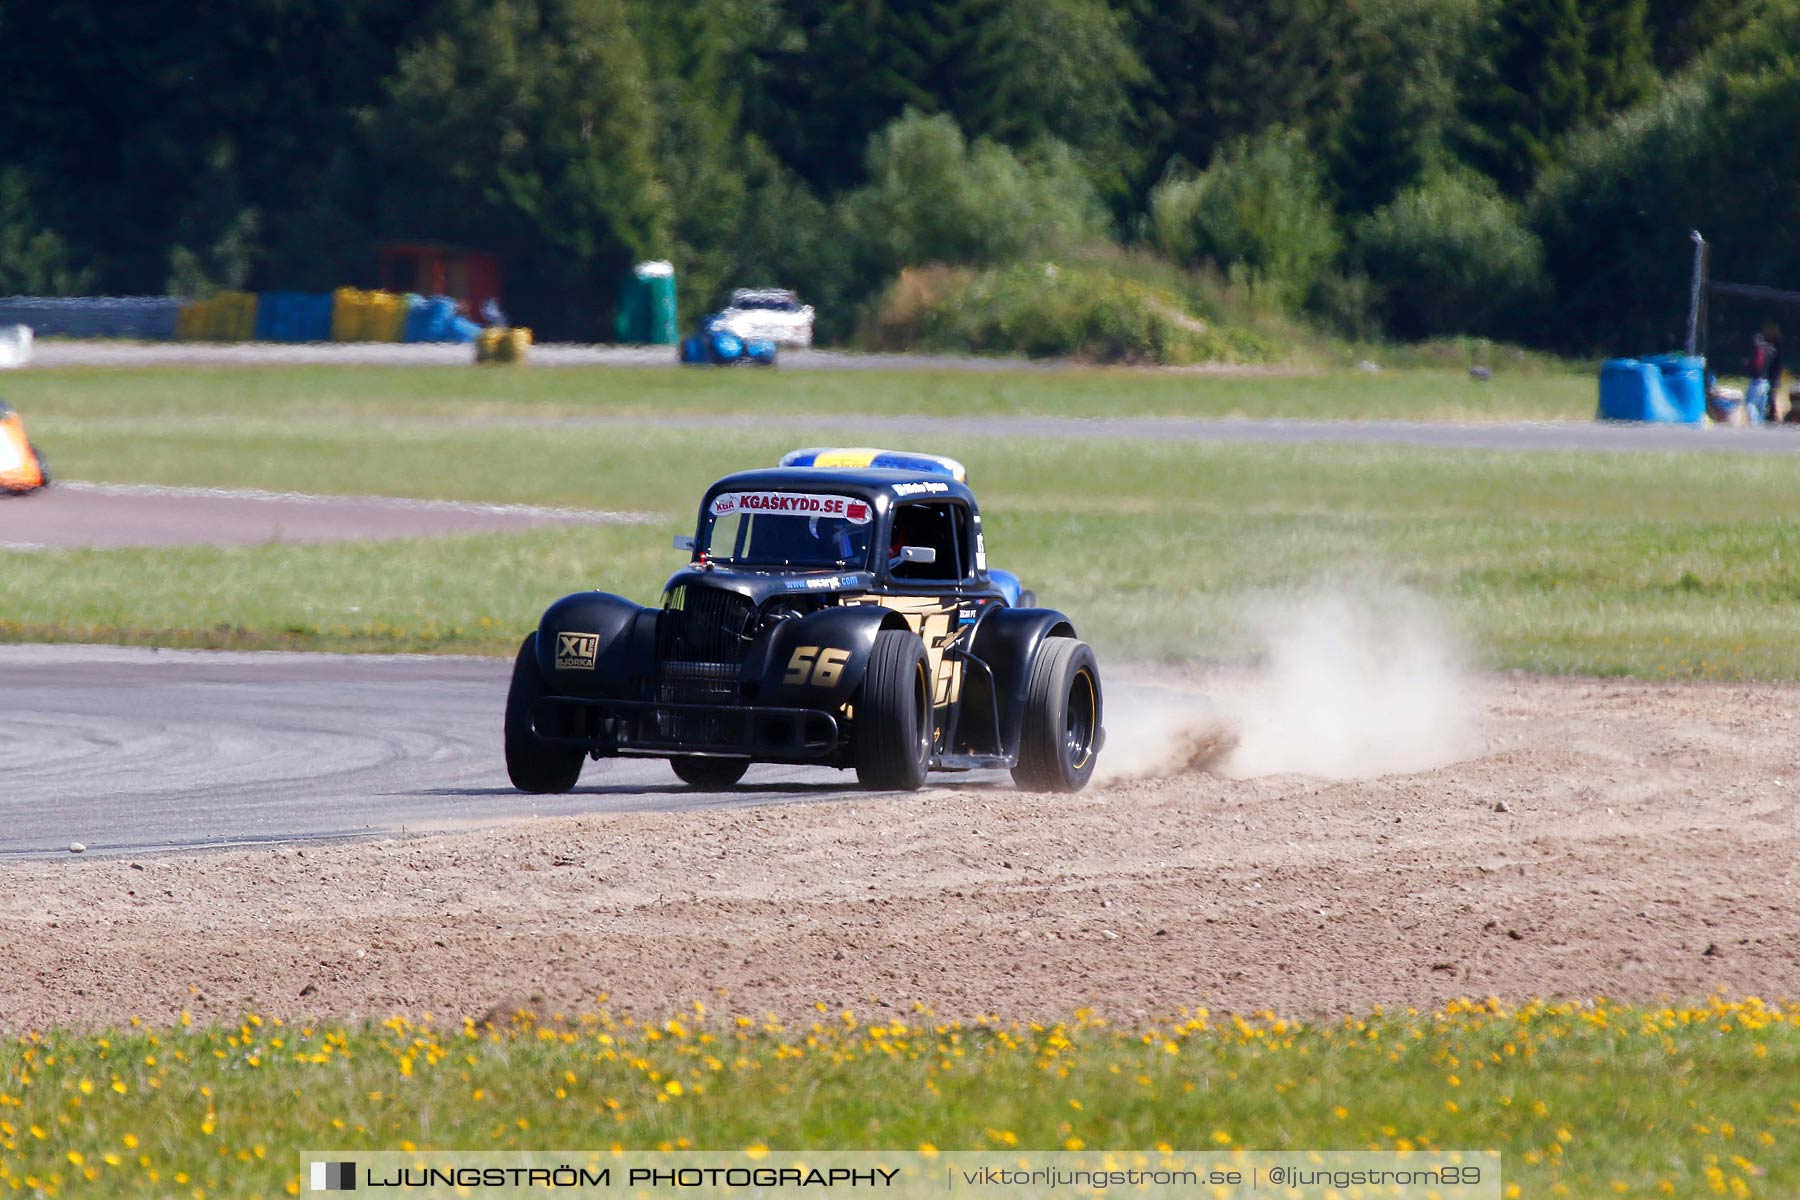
[859,262,1279,364]
[0,168,94,296]
[1147,126,1341,310]
[838,112,1109,280]
[1354,168,1548,338]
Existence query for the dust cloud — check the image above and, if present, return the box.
[1096,582,1477,783]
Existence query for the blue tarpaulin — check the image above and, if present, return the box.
[402,295,480,343]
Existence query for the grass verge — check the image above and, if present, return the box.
[2,360,1594,424]
[6,428,1800,677]
[5,999,1795,1199]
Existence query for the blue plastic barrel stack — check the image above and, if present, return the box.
[1,291,483,344]
[253,292,335,343]
[1597,354,1706,424]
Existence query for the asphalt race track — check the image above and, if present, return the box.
[1,483,648,550]
[0,644,887,858]
[573,411,1800,458]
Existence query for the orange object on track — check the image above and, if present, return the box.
[0,401,49,494]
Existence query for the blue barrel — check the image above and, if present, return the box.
[253,292,333,342]
[1597,356,1705,423]
[1644,353,1706,422]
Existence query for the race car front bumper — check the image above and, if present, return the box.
[531,696,840,761]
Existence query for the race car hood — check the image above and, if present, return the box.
[661,564,876,606]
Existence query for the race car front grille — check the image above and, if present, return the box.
[657,584,757,748]
[658,660,740,702]
[659,585,757,666]
[657,661,743,744]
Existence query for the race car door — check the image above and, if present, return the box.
[874,499,975,721]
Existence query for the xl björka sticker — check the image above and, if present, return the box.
[556,632,600,670]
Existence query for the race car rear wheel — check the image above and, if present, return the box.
[670,756,749,788]
[1012,638,1102,793]
[504,632,586,794]
[853,628,931,790]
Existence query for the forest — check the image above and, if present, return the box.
[0,0,1788,353]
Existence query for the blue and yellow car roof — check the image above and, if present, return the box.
[779,447,967,482]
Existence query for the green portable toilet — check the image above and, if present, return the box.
[613,260,677,344]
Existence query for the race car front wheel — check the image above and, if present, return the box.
[853,628,931,790]
[504,632,587,794]
[670,756,749,788]
[1012,638,1102,793]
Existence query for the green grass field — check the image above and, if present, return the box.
[2,361,1593,425]
[2,362,1797,676]
[5,999,1794,1199]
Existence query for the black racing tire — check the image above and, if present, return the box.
[670,756,749,788]
[852,628,932,790]
[504,632,586,794]
[29,444,49,488]
[1015,589,1037,608]
[1012,637,1102,793]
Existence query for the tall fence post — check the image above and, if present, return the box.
[1686,229,1707,358]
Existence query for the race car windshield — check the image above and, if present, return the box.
[703,511,874,569]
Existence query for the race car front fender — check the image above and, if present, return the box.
[535,591,657,696]
[745,604,906,707]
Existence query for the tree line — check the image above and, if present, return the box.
[0,0,1783,350]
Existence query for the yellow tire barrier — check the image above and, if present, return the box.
[174,291,257,341]
[475,326,531,364]
[331,288,409,343]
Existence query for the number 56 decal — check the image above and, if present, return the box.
[784,645,850,686]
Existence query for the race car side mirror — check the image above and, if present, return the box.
[899,545,936,564]
[673,534,696,552]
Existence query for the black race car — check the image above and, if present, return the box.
[504,448,1103,793]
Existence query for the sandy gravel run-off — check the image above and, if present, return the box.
[4,671,1797,1030]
